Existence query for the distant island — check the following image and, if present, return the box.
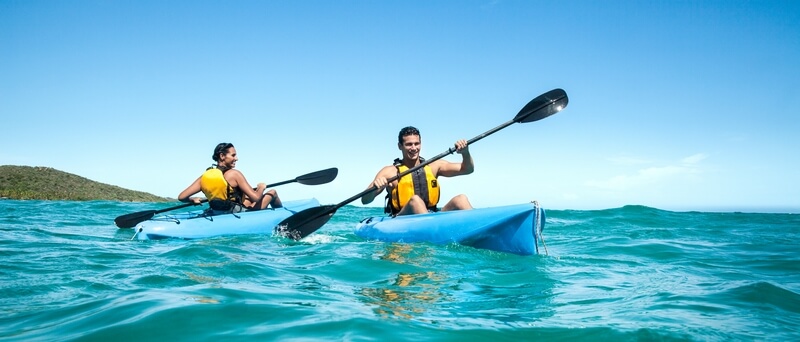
[0,165,172,202]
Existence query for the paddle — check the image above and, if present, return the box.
[114,167,339,228]
[275,88,569,240]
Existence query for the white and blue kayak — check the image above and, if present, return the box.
[355,201,546,255]
[133,198,320,240]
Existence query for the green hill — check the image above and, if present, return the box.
[0,165,172,202]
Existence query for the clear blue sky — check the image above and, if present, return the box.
[2,1,798,213]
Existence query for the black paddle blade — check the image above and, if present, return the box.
[514,88,569,123]
[114,210,156,228]
[296,167,338,186]
[274,205,337,240]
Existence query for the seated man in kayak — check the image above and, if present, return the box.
[178,142,283,212]
[361,126,473,216]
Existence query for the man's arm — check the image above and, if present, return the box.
[361,166,393,204]
[437,140,474,177]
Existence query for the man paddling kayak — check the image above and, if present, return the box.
[361,126,473,216]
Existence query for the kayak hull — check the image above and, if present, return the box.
[134,198,319,240]
[355,201,545,255]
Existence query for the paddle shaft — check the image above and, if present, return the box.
[155,201,197,214]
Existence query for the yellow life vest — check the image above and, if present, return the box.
[200,167,242,210]
[387,158,440,215]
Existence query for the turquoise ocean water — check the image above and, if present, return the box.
[1,199,798,341]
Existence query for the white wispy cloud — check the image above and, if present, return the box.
[585,153,707,191]
[682,153,707,164]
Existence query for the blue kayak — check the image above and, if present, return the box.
[355,201,546,255]
[133,198,319,240]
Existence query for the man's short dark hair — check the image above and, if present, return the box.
[398,126,420,144]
